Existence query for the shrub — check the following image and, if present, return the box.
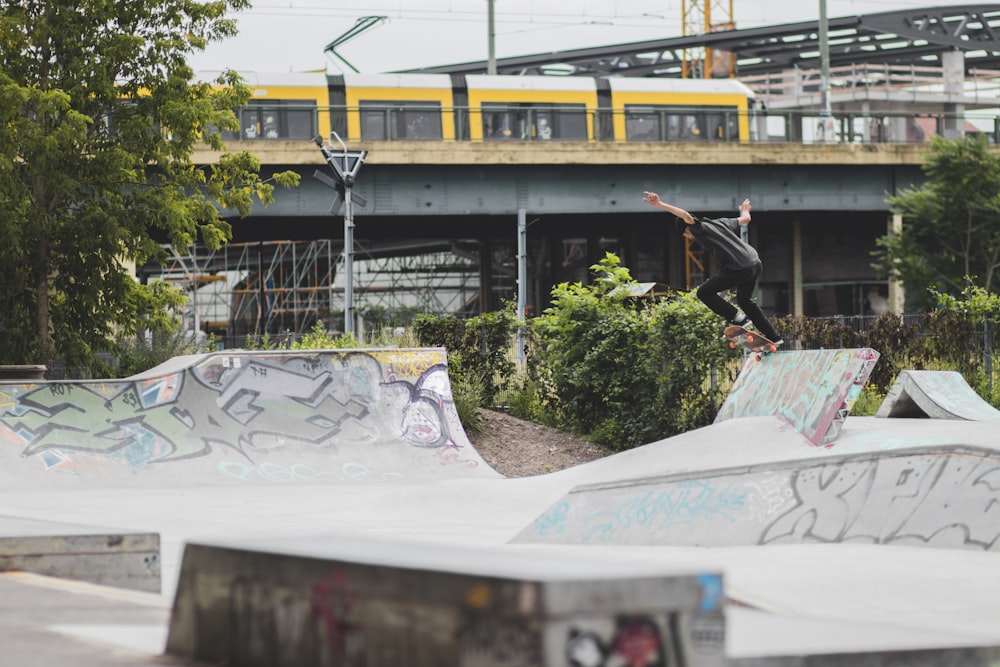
[412,305,517,408]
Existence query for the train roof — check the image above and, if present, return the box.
[606,77,755,97]
[464,74,597,92]
[340,73,454,89]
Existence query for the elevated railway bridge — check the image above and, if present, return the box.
[171,136,946,342]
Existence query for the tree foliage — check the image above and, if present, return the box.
[874,134,1000,310]
[0,0,299,374]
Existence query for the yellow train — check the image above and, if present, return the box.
[215,70,755,144]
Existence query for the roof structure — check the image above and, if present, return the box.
[405,5,1000,79]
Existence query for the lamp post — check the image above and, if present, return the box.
[313,134,368,336]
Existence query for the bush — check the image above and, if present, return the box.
[450,364,487,434]
[530,254,734,450]
[411,305,517,408]
[849,384,886,416]
[113,329,212,378]
[530,254,656,448]
[505,376,557,427]
[649,290,733,437]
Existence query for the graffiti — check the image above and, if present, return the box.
[534,501,570,537]
[366,348,447,381]
[716,348,879,445]
[520,449,1000,552]
[743,474,795,522]
[458,616,540,666]
[566,628,607,667]
[696,574,724,613]
[0,349,488,486]
[562,615,671,667]
[762,452,1000,550]
[310,570,365,666]
[578,479,747,544]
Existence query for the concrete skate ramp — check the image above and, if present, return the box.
[0,348,498,490]
[715,348,879,445]
[876,370,1000,420]
[514,443,1000,549]
[514,416,1000,550]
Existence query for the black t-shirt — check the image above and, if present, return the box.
[689,216,759,270]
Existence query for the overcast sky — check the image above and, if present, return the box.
[186,0,987,74]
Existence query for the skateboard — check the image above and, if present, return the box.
[724,325,780,360]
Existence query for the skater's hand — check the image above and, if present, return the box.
[642,191,660,206]
[738,198,752,223]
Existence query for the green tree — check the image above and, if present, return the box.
[874,134,1000,310]
[0,0,299,374]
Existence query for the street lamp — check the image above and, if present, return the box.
[313,134,368,336]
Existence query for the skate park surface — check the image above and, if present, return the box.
[2,348,1000,665]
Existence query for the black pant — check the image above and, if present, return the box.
[696,262,781,341]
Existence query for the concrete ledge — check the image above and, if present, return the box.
[0,365,47,380]
[166,536,725,667]
[0,515,160,592]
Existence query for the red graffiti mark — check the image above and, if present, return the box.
[435,444,479,468]
[309,570,359,663]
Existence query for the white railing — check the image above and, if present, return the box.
[740,63,1000,107]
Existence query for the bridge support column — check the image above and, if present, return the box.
[888,213,905,314]
[479,239,492,314]
[792,220,804,316]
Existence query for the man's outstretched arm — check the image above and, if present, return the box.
[642,192,696,224]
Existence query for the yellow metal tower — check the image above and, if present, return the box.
[681,0,735,79]
[680,0,735,288]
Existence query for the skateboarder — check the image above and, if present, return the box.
[642,191,783,347]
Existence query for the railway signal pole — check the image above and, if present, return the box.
[313,134,367,336]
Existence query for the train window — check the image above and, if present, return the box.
[667,113,706,141]
[625,107,664,141]
[624,105,739,142]
[359,101,443,140]
[482,103,587,141]
[224,100,316,141]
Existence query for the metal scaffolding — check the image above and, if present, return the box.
[144,239,481,343]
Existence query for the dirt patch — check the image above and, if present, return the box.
[466,409,615,478]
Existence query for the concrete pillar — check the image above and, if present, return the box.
[888,213,905,314]
[479,240,492,313]
[793,220,804,316]
[942,49,966,138]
